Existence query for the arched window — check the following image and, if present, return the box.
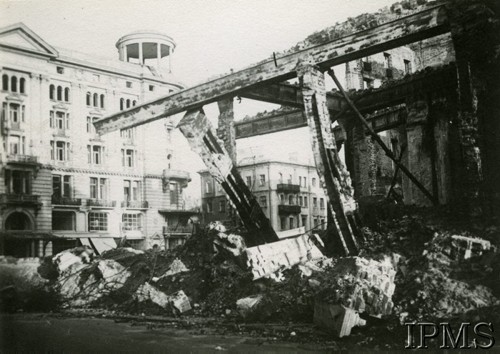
[120,98,124,110]
[100,94,105,109]
[64,87,70,102]
[50,85,55,100]
[2,74,8,91]
[132,100,137,107]
[93,93,98,107]
[126,99,131,109]
[57,86,62,101]
[11,76,17,92]
[86,92,91,106]
[20,78,26,94]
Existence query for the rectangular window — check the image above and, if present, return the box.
[288,174,292,184]
[289,194,294,205]
[304,196,308,207]
[312,178,316,187]
[53,175,72,198]
[299,176,302,186]
[246,176,252,187]
[52,211,75,231]
[298,196,303,207]
[280,194,284,203]
[281,217,286,231]
[132,181,140,201]
[219,200,226,213]
[6,170,31,194]
[404,59,412,75]
[383,52,392,69]
[205,180,212,194]
[289,217,294,229]
[89,212,108,231]
[8,135,22,155]
[122,213,142,231]
[124,180,131,202]
[120,128,135,141]
[56,111,64,129]
[149,85,155,92]
[51,140,69,161]
[88,145,104,165]
[303,177,307,188]
[279,173,283,183]
[313,197,318,207]
[126,81,132,88]
[90,177,107,199]
[169,182,178,205]
[121,149,135,167]
[320,198,325,209]
[302,215,307,228]
[56,66,64,74]
[87,116,99,134]
[259,196,267,208]
[207,201,213,213]
[259,174,265,186]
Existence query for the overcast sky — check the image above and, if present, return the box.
[0,0,396,202]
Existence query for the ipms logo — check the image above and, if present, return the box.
[404,322,495,349]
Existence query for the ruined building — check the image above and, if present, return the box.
[0,24,193,257]
[96,0,500,253]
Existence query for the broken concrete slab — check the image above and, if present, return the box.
[236,294,263,318]
[152,258,189,282]
[134,283,191,314]
[314,302,366,338]
[52,246,94,273]
[245,234,324,280]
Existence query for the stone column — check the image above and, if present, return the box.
[403,99,433,206]
[217,98,236,163]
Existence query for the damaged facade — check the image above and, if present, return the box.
[0,24,194,257]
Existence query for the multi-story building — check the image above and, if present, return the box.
[199,156,328,233]
[0,23,194,257]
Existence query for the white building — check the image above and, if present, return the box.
[0,23,194,257]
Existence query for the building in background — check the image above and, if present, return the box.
[199,155,328,233]
[0,23,194,257]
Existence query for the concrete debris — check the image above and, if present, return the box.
[57,258,131,307]
[52,246,94,273]
[170,290,192,313]
[246,234,324,280]
[236,294,263,318]
[213,232,246,257]
[134,283,191,314]
[0,257,48,292]
[450,235,491,260]
[314,302,366,338]
[135,282,171,308]
[152,258,189,282]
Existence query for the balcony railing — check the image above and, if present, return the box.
[277,183,300,193]
[121,200,149,209]
[87,199,116,207]
[7,154,39,164]
[162,169,190,180]
[52,195,82,206]
[163,225,192,235]
[278,204,301,214]
[0,193,40,204]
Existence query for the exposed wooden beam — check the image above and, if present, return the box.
[95,5,449,134]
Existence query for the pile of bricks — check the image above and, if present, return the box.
[245,234,324,280]
[333,256,397,317]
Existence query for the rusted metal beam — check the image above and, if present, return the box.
[327,69,438,206]
[95,5,449,134]
[177,109,278,246]
[299,63,360,256]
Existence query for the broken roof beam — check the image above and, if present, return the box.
[95,5,449,134]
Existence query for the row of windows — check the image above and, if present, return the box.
[49,85,70,102]
[53,210,144,232]
[86,92,105,108]
[119,98,137,110]
[278,194,325,208]
[279,215,326,231]
[2,75,26,94]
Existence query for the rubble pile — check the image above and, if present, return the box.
[1,207,498,342]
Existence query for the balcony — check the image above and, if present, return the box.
[6,155,39,166]
[277,183,300,193]
[121,200,149,209]
[162,169,191,181]
[0,193,41,206]
[163,225,192,235]
[52,195,82,206]
[87,199,116,208]
[278,204,301,215]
